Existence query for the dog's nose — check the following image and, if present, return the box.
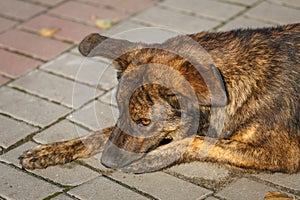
[101,140,144,169]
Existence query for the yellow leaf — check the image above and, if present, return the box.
[38,28,60,37]
[93,17,114,30]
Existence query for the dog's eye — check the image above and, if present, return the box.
[139,118,151,126]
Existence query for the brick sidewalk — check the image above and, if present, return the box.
[0,0,299,199]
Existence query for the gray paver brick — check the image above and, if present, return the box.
[161,0,245,21]
[104,21,180,43]
[216,178,283,200]
[33,120,88,144]
[0,115,38,148]
[98,87,118,106]
[254,172,300,191]
[133,6,219,33]
[80,153,112,172]
[103,20,148,37]
[68,100,118,131]
[269,0,300,8]
[0,141,37,167]
[0,163,60,200]
[218,16,271,31]
[204,197,220,200]
[30,164,101,186]
[111,171,213,200]
[41,53,117,90]
[51,194,74,200]
[69,176,149,200]
[0,87,70,127]
[221,0,259,6]
[245,1,300,24]
[168,162,229,181]
[0,141,100,186]
[10,70,100,109]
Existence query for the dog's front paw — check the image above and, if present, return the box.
[18,143,71,170]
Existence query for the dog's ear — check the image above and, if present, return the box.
[79,33,137,71]
[177,62,228,106]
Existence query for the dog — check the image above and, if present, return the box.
[19,23,300,174]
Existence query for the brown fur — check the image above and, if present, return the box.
[19,24,300,174]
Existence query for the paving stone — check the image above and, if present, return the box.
[10,70,100,109]
[41,53,117,90]
[0,141,100,186]
[223,0,259,6]
[80,153,112,172]
[68,100,118,131]
[269,0,300,8]
[0,115,38,149]
[68,176,149,200]
[0,17,17,33]
[24,0,66,7]
[133,6,219,33]
[160,0,245,21]
[21,14,101,43]
[111,171,213,200]
[0,0,45,21]
[80,0,159,14]
[0,141,37,167]
[33,120,89,144]
[51,194,74,200]
[245,1,300,24]
[31,164,101,186]
[204,197,220,200]
[218,16,272,31]
[0,163,60,200]
[105,23,180,43]
[0,75,10,85]
[50,1,130,26]
[0,87,70,127]
[216,178,281,200]
[0,30,71,61]
[52,194,74,200]
[99,87,118,106]
[103,20,148,37]
[254,172,300,191]
[167,162,229,181]
[0,49,42,78]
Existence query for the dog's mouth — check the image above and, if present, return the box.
[157,136,173,147]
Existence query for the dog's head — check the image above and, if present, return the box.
[79,33,227,169]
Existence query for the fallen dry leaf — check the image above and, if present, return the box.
[38,28,60,37]
[91,16,114,29]
[265,191,297,200]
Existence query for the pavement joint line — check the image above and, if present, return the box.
[0,161,68,189]
[25,0,69,9]
[164,169,237,193]
[37,66,108,91]
[0,46,46,63]
[102,174,158,200]
[18,27,76,45]
[0,112,41,130]
[8,85,75,110]
[266,0,300,10]
[216,0,255,7]
[247,174,300,197]
[65,118,94,133]
[212,0,267,30]
[242,15,278,25]
[156,4,223,23]
[45,12,104,31]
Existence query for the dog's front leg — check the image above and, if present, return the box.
[19,126,114,169]
[121,136,197,174]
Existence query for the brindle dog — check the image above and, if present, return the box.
[19,24,300,174]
